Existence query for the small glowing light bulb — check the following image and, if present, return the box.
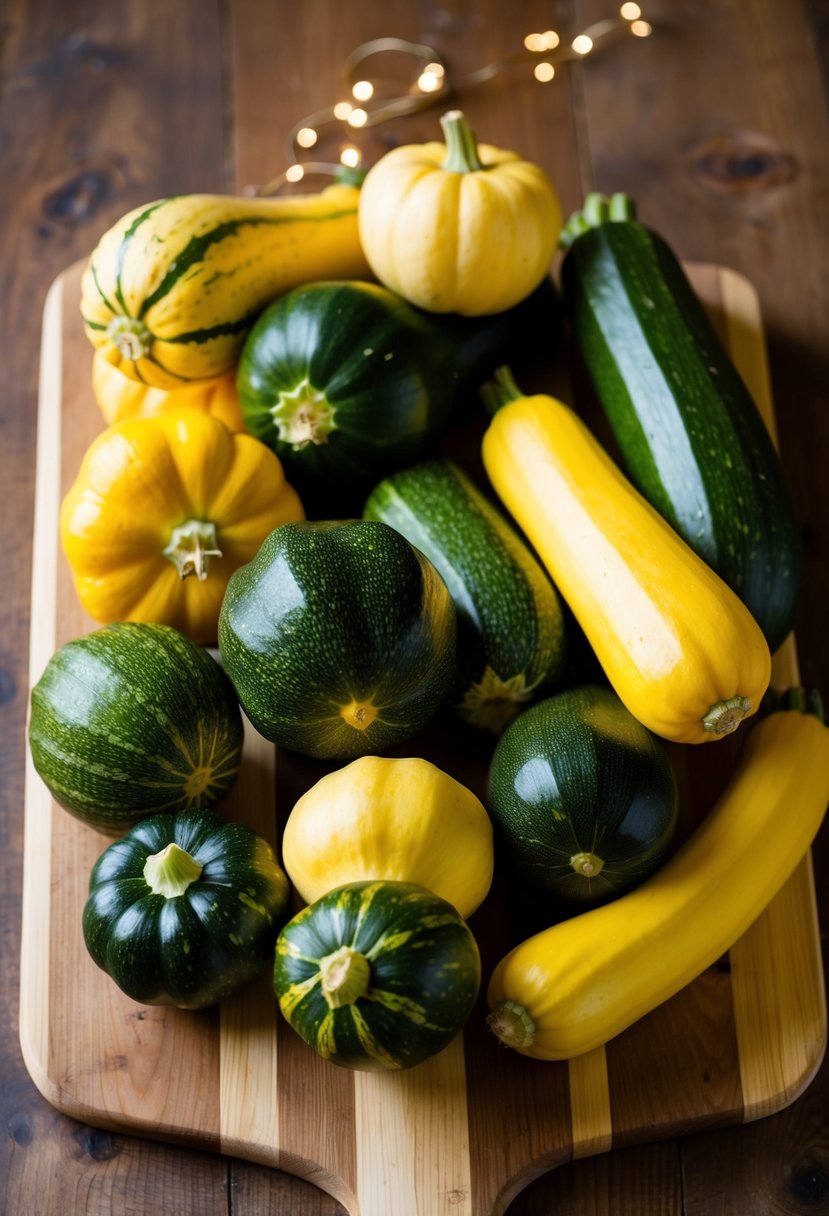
[572,34,594,55]
[542,30,560,49]
[296,127,317,148]
[333,100,353,120]
[524,33,547,52]
[285,164,305,183]
[347,108,368,128]
[424,61,445,77]
[631,19,652,36]
[417,70,442,92]
[620,2,642,18]
[340,147,361,168]
[352,80,374,101]
[534,62,555,82]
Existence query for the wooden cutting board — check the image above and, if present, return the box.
[20,260,826,1215]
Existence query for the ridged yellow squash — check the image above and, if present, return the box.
[91,350,244,431]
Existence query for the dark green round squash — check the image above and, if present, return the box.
[218,519,457,759]
[487,685,678,908]
[273,879,481,1071]
[83,809,290,1008]
[28,622,244,833]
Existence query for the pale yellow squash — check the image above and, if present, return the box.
[481,372,771,743]
[281,755,494,920]
[358,110,562,316]
[487,699,829,1060]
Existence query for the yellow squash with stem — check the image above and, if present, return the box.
[92,350,244,431]
[60,408,303,643]
[481,369,771,743]
[487,691,829,1060]
[281,755,494,920]
[81,183,370,388]
[358,110,562,315]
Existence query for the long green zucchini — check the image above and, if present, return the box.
[363,458,566,733]
[560,193,802,653]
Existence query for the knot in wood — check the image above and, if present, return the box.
[689,133,797,194]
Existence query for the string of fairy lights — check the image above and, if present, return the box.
[255,4,651,195]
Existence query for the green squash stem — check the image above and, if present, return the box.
[107,315,153,360]
[270,378,337,448]
[761,686,825,722]
[480,365,526,418]
[143,842,203,898]
[440,110,485,174]
[702,695,751,736]
[559,191,637,250]
[319,945,371,1009]
[486,999,536,1049]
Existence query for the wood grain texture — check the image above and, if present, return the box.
[19,254,824,1216]
[5,2,829,1214]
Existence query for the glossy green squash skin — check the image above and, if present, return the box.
[273,880,481,1071]
[364,458,566,734]
[83,809,290,1008]
[236,278,563,511]
[487,685,679,909]
[28,622,244,833]
[560,194,802,653]
[218,519,457,759]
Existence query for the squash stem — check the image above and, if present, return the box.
[559,191,637,250]
[571,851,604,879]
[480,365,526,417]
[143,842,203,898]
[163,520,222,581]
[486,999,536,1050]
[319,945,371,1009]
[702,695,751,735]
[107,315,153,361]
[761,686,825,723]
[440,110,486,173]
[270,378,336,449]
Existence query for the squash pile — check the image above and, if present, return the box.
[29,111,829,1070]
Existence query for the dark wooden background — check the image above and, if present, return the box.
[4,1,829,1211]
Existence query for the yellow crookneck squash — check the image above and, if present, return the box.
[60,409,304,643]
[487,692,829,1060]
[481,370,771,744]
[92,350,245,431]
[358,110,562,316]
[81,183,370,389]
[281,755,494,920]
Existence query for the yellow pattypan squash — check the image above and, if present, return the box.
[358,109,562,315]
[92,350,245,431]
[281,755,494,920]
[60,409,304,643]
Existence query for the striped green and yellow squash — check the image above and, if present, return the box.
[273,880,481,1071]
[80,184,371,389]
[364,459,566,733]
[28,622,244,833]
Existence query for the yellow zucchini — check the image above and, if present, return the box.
[481,369,771,744]
[81,184,370,388]
[486,696,829,1060]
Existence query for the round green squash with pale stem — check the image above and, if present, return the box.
[487,685,679,909]
[273,879,481,1071]
[82,809,290,1008]
[217,519,457,759]
[28,622,244,834]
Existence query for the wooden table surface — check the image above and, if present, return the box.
[4,1,829,1212]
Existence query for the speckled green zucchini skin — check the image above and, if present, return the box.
[28,622,244,834]
[487,685,678,909]
[273,880,481,1071]
[217,519,457,759]
[82,809,290,1008]
[364,459,566,734]
[560,194,802,653]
